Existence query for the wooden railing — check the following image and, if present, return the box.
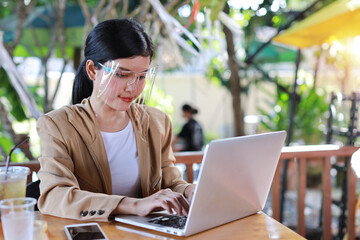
[174,145,359,240]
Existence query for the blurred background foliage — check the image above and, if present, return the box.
[0,68,27,121]
[146,84,174,115]
[258,73,329,144]
[0,0,353,163]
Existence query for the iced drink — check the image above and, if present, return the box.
[0,197,36,240]
[1,211,34,239]
[0,167,30,200]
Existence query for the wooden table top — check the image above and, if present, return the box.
[1,211,305,239]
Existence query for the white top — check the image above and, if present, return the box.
[101,121,142,197]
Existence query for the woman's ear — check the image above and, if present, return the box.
[85,60,96,81]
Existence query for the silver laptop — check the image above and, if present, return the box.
[115,131,286,236]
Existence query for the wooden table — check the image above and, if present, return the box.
[0,211,304,239]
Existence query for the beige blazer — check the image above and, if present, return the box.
[36,98,190,221]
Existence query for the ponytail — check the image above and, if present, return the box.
[72,60,93,104]
[182,104,198,115]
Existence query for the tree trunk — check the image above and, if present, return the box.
[313,49,321,89]
[222,3,244,136]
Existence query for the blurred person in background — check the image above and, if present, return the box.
[173,104,204,152]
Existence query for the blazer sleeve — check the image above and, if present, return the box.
[161,114,192,194]
[36,115,124,222]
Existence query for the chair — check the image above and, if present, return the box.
[26,179,40,211]
[324,92,360,239]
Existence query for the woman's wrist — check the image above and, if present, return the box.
[112,197,138,215]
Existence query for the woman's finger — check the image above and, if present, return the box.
[158,190,188,215]
[159,199,174,214]
[176,194,190,214]
[167,195,184,216]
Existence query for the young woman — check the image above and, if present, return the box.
[36,18,195,222]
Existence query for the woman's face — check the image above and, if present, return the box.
[182,111,192,119]
[92,56,151,111]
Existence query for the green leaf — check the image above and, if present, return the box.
[0,68,27,121]
[0,135,13,156]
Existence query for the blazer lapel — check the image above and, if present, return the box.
[127,104,151,197]
[67,99,113,194]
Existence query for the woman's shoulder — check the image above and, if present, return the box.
[40,104,81,120]
[37,100,98,140]
[38,103,92,126]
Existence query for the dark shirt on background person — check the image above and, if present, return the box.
[178,118,204,151]
[173,104,204,152]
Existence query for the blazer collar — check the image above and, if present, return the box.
[68,99,150,142]
[127,103,150,141]
[66,99,98,142]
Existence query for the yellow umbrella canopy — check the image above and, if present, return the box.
[273,0,360,48]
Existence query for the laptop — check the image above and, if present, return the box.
[115,131,286,236]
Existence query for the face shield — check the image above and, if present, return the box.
[95,60,157,107]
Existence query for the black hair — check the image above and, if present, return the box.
[182,104,198,114]
[72,18,155,104]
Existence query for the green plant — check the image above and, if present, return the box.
[0,68,27,122]
[258,72,329,145]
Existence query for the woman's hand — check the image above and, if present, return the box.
[184,184,196,203]
[114,189,190,217]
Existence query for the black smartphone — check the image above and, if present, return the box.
[64,223,108,240]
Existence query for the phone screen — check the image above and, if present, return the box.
[65,223,107,240]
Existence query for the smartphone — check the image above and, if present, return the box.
[64,223,108,240]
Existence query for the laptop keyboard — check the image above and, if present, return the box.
[148,215,187,229]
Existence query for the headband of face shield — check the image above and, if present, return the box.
[95,60,157,106]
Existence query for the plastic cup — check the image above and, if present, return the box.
[0,197,37,240]
[0,167,30,201]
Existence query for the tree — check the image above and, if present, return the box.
[197,0,336,136]
[0,0,39,161]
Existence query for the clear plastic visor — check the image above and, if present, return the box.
[96,60,157,105]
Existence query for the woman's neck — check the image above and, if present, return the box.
[89,98,129,132]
